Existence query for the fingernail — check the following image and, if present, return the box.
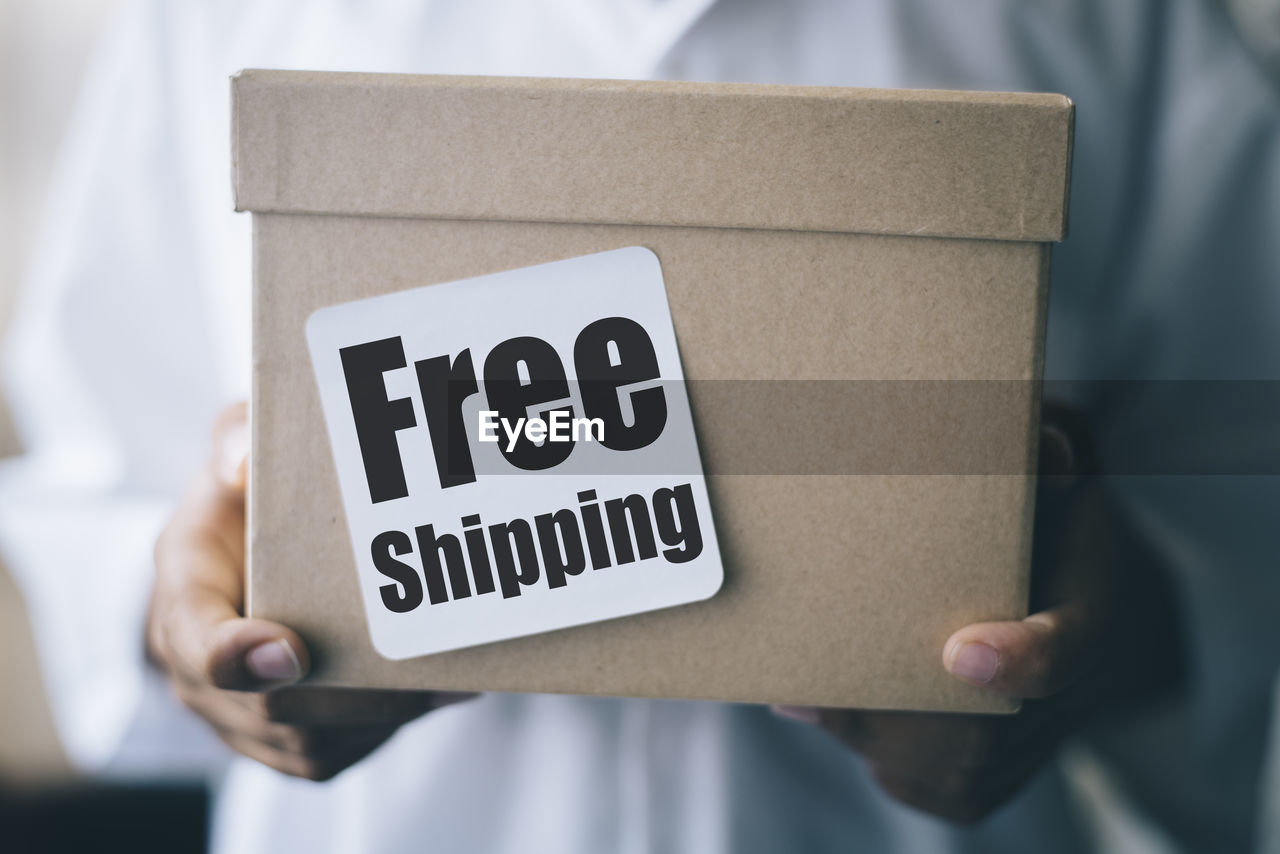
[218,420,249,487]
[246,640,302,683]
[1038,423,1075,479]
[433,691,480,704]
[948,642,999,684]
[772,704,821,725]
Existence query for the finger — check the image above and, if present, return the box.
[178,679,315,754]
[1037,400,1098,481]
[867,731,1060,825]
[198,616,308,691]
[772,705,1009,772]
[870,767,995,825]
[214,723,397,782]
[810,709,1014,773]
[772,705,821,726]
[159,546,308,689]
[213,402,249,492]
[1037,420,1075,481]
[236,687,479,726]
[943,604,1095,699]
[155,482,308,691]
[213,725,317,779]
[178,677,411,760]
[791,705,1070,822]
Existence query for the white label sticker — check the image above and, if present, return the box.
[306,247,725,659]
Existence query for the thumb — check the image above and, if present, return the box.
[205,616,310,691]
[942,605,1094,699]
[213,402,249,492]
[154,530,309,691]
[163,569,310,691]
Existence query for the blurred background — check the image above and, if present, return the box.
[1,2,207,850]
[2,2,1278,852]
[0,0,119,781]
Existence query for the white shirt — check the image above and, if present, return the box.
[3,1,1278,852]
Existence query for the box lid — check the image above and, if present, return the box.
[232,70,1072,243]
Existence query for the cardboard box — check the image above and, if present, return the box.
[233,70,1073,713]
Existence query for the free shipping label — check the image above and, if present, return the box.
[306,247,725,659]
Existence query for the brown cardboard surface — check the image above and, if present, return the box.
[233,70,1073,242]
[237,72,1071,713]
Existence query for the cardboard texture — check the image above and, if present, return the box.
[234,70,1073,713]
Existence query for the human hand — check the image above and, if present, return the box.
[775,403,1184,822]
[147,403,475,781]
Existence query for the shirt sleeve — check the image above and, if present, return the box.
[0,0,232,778]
